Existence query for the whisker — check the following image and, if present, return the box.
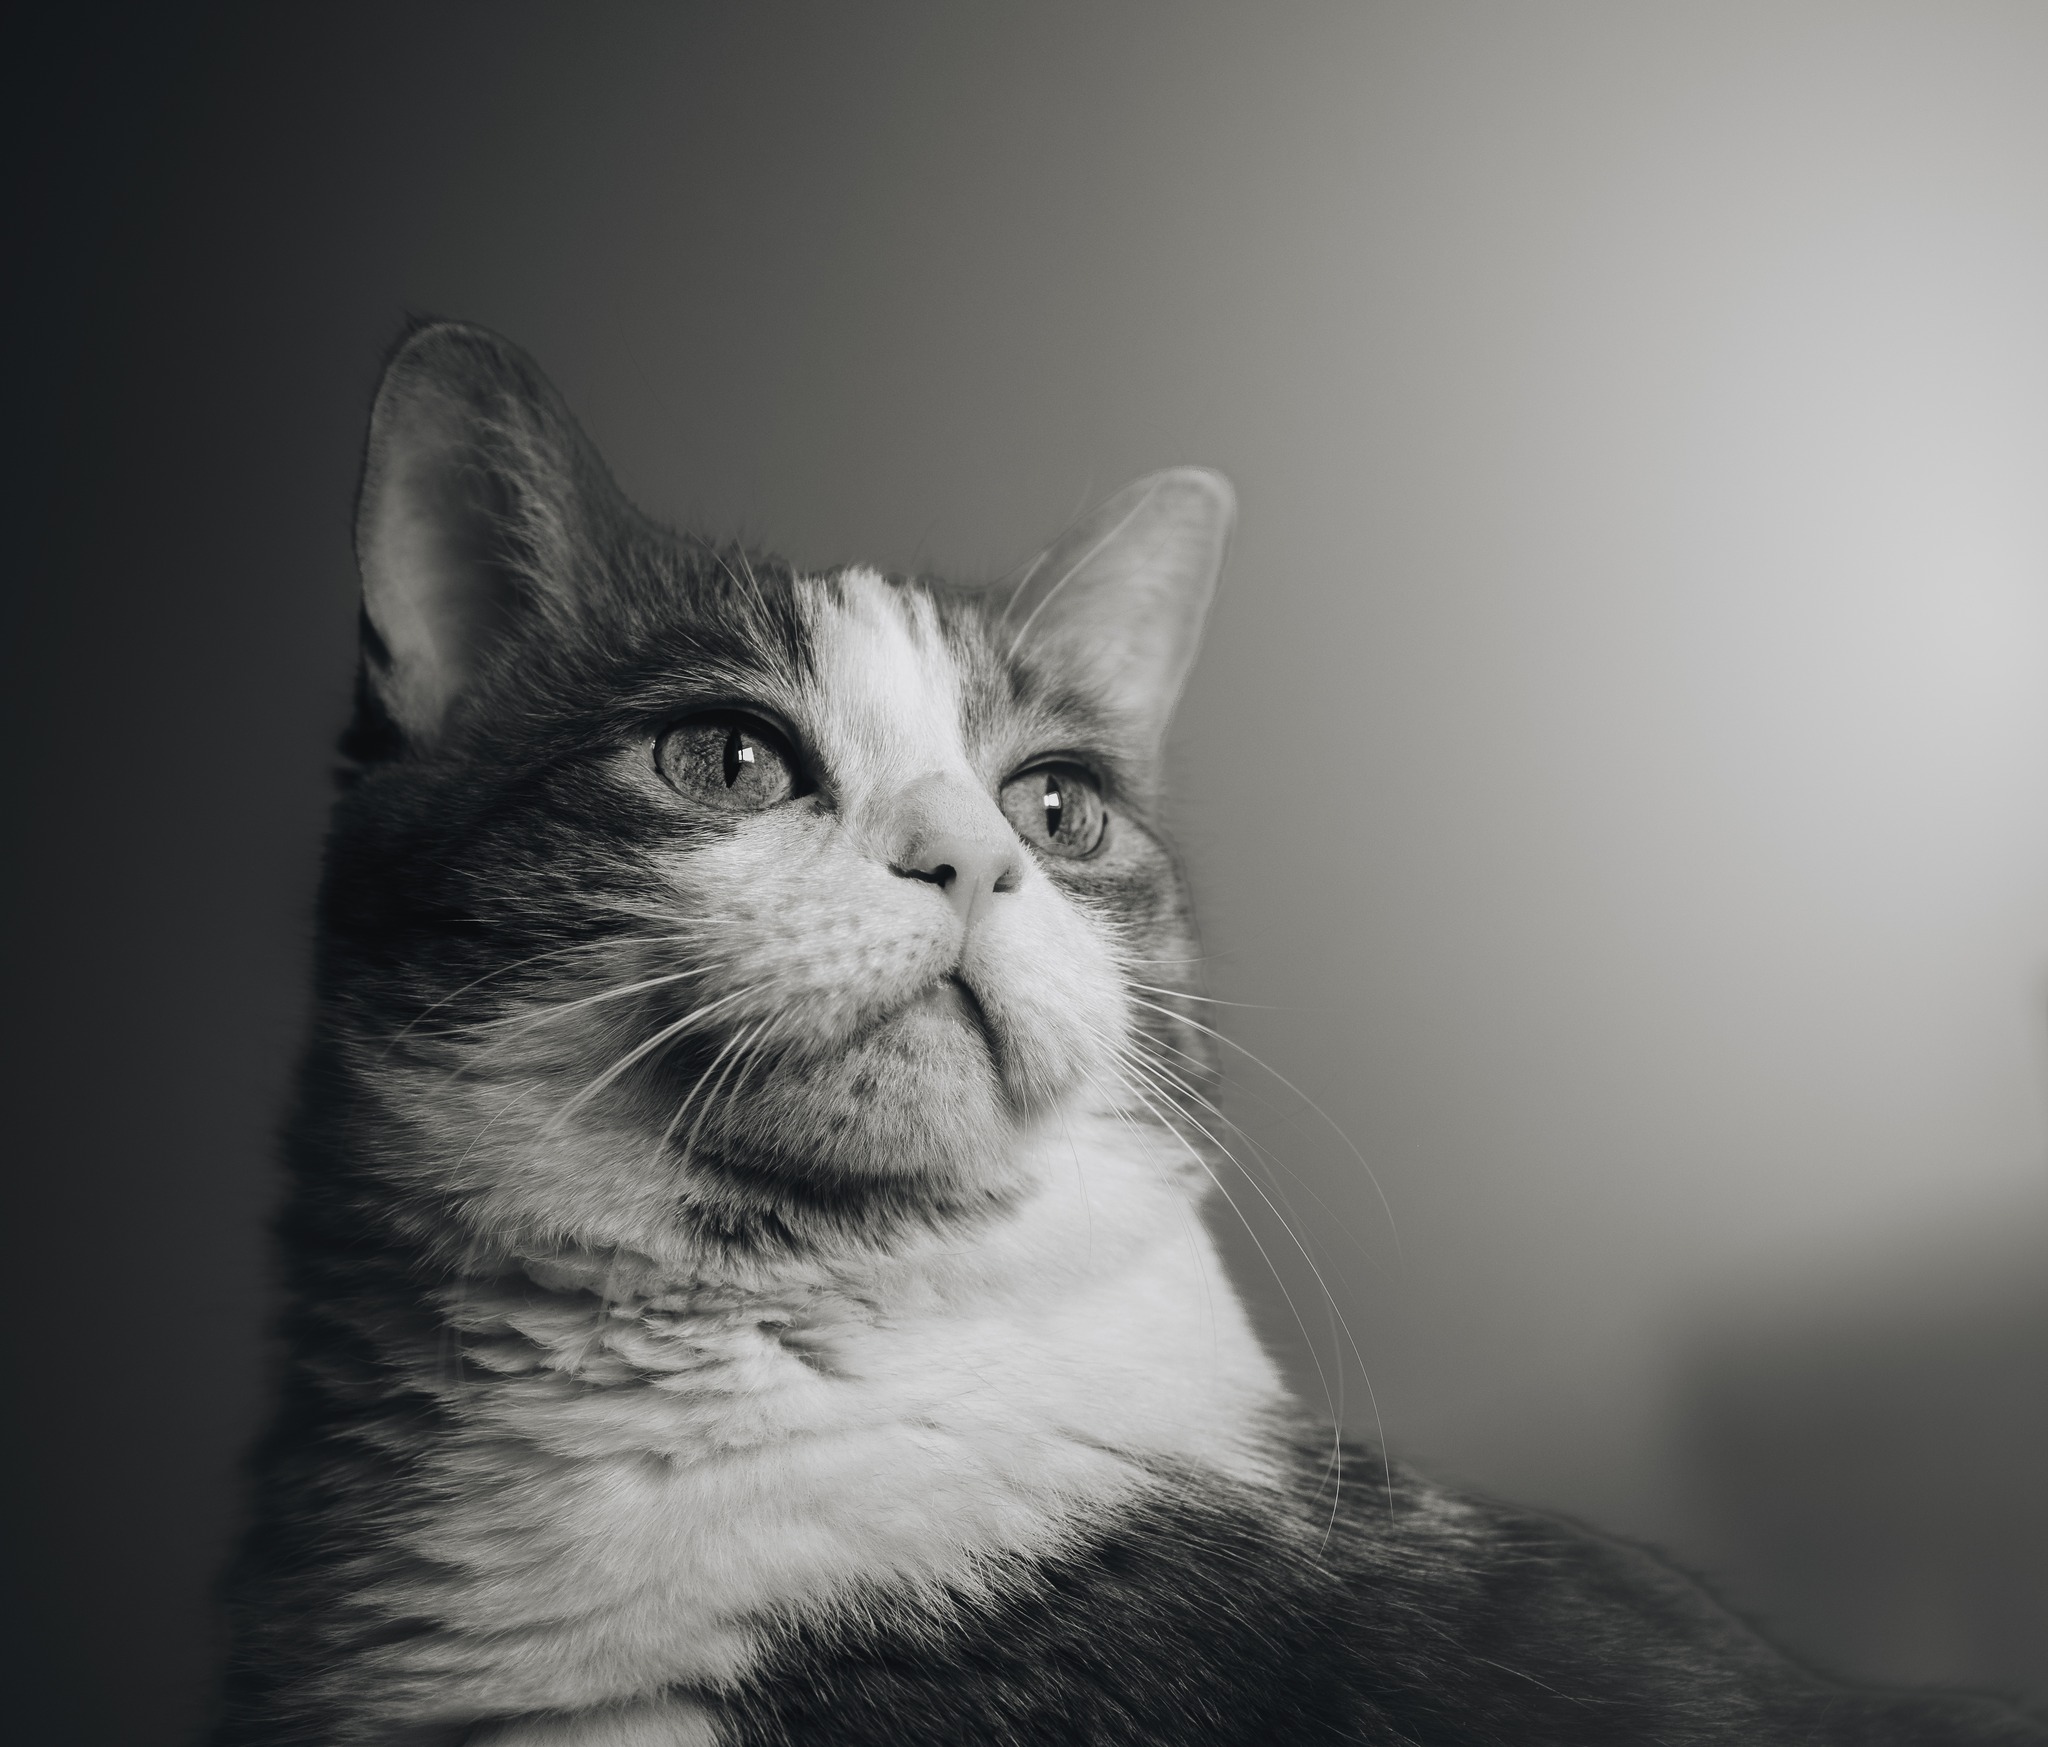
[1124,995,1400,1252]
[540,986,763,1136]
[674,1017,775,1175]
[644,1029,741,1178]
[1122,980,1274,1012]
[1087,1056,1360,1529]
[1074,1036,1341,1389]
[1119,1030,1385,1271]
[381,933,708,1058]
[443,1077,546,1193]
[1072,1080,1230,1387]
[1112,1047,1391,1534]
[440,964,719,1042]
[1079,1016,1394,1528]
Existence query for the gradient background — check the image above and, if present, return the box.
[9,5,2048,1741]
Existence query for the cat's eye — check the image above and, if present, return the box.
[999,764,1107,859]
[655,713,803,809]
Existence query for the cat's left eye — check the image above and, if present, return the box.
[655,713,804,809]
[999,764,1107,859]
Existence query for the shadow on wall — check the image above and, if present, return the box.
[1673,1221,2048,1711]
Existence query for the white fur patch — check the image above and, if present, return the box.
[802,567,974,819]
[329,1111,1280,1722]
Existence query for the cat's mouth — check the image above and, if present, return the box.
[764,967,1009,1077]
[908,971,997,1051]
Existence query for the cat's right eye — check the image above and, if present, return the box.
[654,713,803,809]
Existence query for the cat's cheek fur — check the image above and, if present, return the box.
[641,818,960,1051]
[957,870,1129,1114]
[368,1059,688,1262]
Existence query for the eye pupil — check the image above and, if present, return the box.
[723,729,758,788]
[998,763,1104,859]
[658,714,799,808]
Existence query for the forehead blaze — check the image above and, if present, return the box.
[791,570,1125,796]
[798,570,975,794]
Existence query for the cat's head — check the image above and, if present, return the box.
[323,322,1230,1262]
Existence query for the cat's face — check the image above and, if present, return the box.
[326,325,1231,1260]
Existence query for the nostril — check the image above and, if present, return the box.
[894,862,957,888]
[992,863,1022,895]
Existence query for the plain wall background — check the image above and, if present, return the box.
[8,5,2047,1740]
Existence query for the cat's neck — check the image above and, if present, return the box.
[284,1107,1290,1703]
[394,1107,1287,1486]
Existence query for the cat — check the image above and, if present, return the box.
[212,320,2046,1746]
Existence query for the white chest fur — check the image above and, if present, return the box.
[347,1116,1284,1723]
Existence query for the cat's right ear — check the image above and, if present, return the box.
[350,321,615,757]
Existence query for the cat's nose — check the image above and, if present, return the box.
[886,772,1025,931]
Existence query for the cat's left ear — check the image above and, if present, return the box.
[1000,468,1234,761]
